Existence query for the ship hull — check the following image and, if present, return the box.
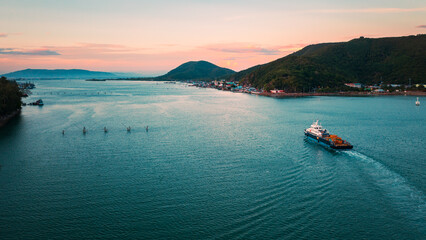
[304,131,353,150]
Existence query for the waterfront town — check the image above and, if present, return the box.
[187,79,426,97]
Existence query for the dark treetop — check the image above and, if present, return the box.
[0,77,22,116]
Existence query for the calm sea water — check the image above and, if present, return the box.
[0,80,425,239]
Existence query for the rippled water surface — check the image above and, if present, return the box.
[0,80,425,239]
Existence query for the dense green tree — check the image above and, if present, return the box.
[0,76,22,116]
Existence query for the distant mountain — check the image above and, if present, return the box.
[2,69,116,79]
[158,61,235,81]
[229,35,426,91]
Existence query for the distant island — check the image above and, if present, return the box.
[0,77,22,127]
[86,79,106,81]
[100,60,236,82]
[157,60,235,81]
[2,69,117,79]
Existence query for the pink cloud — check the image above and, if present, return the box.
[276,43,308,51]
[76,42,127,48]
[44,42,142,56]
[0,33,7,38]
[417,25,426,28]
[0,48,60,55]
[202,43,282,55]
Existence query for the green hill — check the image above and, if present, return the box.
[3,69,116,79]
[158,61,235,81]
[229,35,426,92]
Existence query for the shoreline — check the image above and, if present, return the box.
[0,109,21,128]
[257,91,426,98]
[187,82,425,98]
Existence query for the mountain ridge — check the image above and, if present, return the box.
[228,35,426,91]
[2,69,116,79]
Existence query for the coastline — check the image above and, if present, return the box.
[0,109,21,128]
[258,91,426,98]
[188,82,425,98]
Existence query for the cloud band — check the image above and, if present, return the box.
[0,48,60,55]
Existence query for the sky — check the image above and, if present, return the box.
[0,0,425,76]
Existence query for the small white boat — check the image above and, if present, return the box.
[415,97,420,106]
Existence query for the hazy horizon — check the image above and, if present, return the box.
[1,0,425,74]
[0,68,169,77]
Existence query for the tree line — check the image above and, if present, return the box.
[0,76,22,116]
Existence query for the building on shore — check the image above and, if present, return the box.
[344,83,363,88]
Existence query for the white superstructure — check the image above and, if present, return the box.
[304,120,329,137]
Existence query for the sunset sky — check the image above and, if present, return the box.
[1,0,425,76]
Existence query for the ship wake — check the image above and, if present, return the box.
[342,150,425,233]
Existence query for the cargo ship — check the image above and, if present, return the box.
[304,120,353,149]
